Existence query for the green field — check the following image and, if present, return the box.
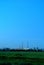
[0,51,44,65]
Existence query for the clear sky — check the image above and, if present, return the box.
[0,0,44,49]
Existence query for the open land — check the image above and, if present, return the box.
[0,51,44,65]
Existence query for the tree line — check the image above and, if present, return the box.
[0,48,44,52]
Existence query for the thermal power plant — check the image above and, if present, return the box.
[18,41,29,50]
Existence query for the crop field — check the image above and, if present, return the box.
[0,51,44,65]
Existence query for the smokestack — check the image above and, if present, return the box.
[22,42,23,49]
[27,41,29,49]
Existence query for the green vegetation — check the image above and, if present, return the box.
[0,51,44,65]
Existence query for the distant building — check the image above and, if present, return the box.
[23,48,29,50]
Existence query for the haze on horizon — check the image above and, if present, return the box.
[0,0,44,49]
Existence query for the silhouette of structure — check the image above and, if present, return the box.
[27,41,29,49]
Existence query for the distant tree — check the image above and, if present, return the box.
[2,48,10,51]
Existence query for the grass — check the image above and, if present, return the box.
[0,51,44,65]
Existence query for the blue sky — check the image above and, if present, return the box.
[0,0,44,49]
